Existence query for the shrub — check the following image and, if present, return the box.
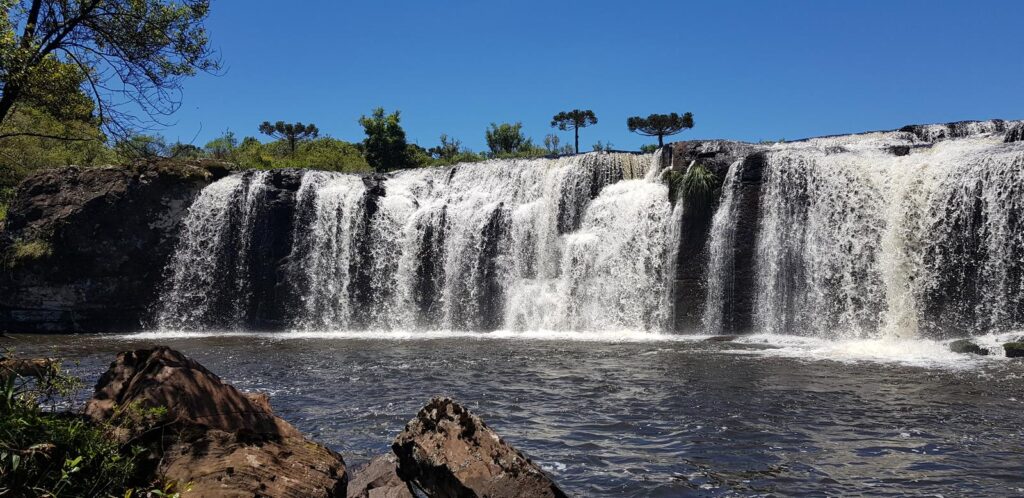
[0,354,185,497]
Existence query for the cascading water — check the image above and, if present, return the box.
[703,121,1024,339]
[157,153,672,332]
[157,121,1024,339]
[157,171,271,329]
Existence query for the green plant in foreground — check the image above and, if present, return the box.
[0,353,184,497]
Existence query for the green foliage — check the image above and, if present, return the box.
[427,134,486,166]
[485,122,539,156]
[640,144,658,153]
[7,238,52,265]
[676,162,718,209]
[591,140,614,152]
[0,353,189,497]
[359,107,411,172]
[0,0,219,139]
[627,112,695,147]
[0,188,9,222]
[204,130,237,160]
[551,109,597,153]
[114,135,169,160]
[258,121,319,154]
[429,134,461,162]
[0,105,114,190]
[0,357,132,497]
[201,131,370,173]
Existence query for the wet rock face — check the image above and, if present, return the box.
[948,339,989,356]
[0,162,222,333]
[392,397,566,498]
[666,141,768,333]
[1006,123,1024,143]
[86,346,348,498]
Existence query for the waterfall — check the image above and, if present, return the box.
[701,160,742,333]
[157,121,1024,338]
[703,122,1024,339]
[157,171,270,328]
[157,153,671,332]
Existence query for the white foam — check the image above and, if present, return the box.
[726,332,1020,370]
[121,329,699,343]
[108,330,1021,370]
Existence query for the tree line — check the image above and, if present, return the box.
[0,0,697,216]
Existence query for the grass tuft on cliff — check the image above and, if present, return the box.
[663,162,720,209]
[6,239,54,267]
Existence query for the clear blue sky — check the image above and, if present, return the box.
[159,0,1024,151]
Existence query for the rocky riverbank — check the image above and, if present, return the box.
[5,346,566,497]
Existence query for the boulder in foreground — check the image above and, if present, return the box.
[347,453,414,498]
[86,346,347,497]
[392,396,566,498]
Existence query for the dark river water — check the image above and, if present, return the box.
[6,331,1024,497]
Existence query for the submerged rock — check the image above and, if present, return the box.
[392,397,566,498]
[347,454,414,498]
[1004,342,1024,358]
[86,346,347,497]
[704,335,740,342]
[949,339,989,356]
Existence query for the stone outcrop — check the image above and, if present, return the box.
[948,339,989,356]
[1004,342,1024,358]
[665,141,767,333]
[392,397,566,498]
[347,454,414,498]
[0,161,226,333]
[86,346,347,497]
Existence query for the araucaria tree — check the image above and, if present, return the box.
[627,112,694,147]
[359,107,409,172]
[0,0,219,140]
[550,109,597,154]
[258,121,319,154]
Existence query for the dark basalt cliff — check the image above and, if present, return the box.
[0,161,229,333]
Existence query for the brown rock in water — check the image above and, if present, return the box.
[86,346,347,498]
[392,397,566,498]
[347,454,414,498]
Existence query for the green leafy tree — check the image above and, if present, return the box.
[168,142,202,159]
[550,109,597,154]
[204,130,237,160]
[258,121,319,155]
[0,104,112,191]
[359,107,409,172]
[485,122,533,156]
[639,144,658,153]
[429,133,462,162]
[627,112,694,147]
[114,134,168,160]
[0,0,219,140]
[543,133,560,153]
[591,140,614,152]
